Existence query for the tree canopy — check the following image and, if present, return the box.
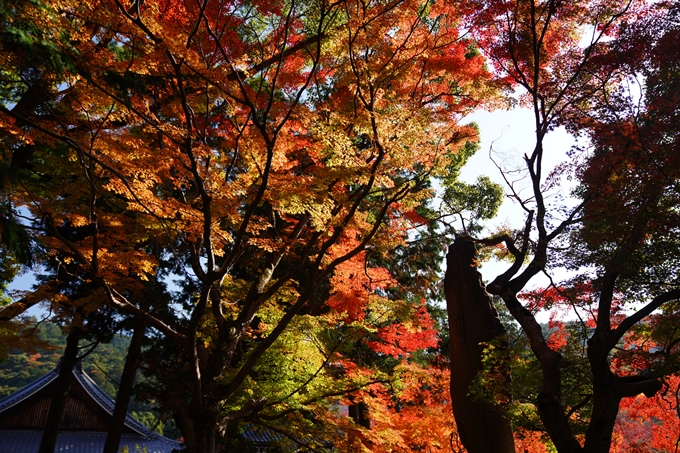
[0,0,493,450]
[1,0,679,452]
[447,1,680,452]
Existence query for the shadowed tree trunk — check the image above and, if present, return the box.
[103,320,146,453]
[445,237,516,453]
[175,404,219,453]
[38,328,81,453]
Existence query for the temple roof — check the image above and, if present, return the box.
[0,363,316,452]
[0,363,183,453]
[0,430,181,453]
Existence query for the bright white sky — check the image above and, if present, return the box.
[461,107,580,289]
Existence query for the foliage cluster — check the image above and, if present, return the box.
[0,0,496,450]
[0,0,679,452]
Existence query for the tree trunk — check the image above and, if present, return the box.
[194,413,218,453]
[176,403,219,453]
[38,328,81,453]
[445,237,516,453]
[103,321,145,453]
[583,337,638,453]
[584,386,620,453]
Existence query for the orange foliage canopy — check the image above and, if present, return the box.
[0,0,495,450]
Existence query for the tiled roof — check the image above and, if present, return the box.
[240,423,334,450]
[241,424,285,444]
[0,369,59,414]
[0,364,334,452]
[71,366,166,439]
[0,430,182,453]
[0,363,183,453]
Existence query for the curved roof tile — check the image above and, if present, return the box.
[0,363,183,453]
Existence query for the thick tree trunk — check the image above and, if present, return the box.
[584,389,620,452]
[193,414,218,453]
[38,329,81,453]
[582,335,660,453]
[176,404,219,453]
[103,321,145,453]
[445,237,516,453]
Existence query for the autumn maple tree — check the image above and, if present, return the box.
[443,0,680,452]
[0,0,496,450]
[4,0,678,451]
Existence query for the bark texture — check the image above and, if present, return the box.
[445,237,516,453]
[103,321,145,453]
[38,329,81,453]
[176,403,219,453]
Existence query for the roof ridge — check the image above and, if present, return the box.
[0,368,59,413]
[72,367,180,444]
[0,364,182,448]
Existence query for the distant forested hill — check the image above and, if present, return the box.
[0,322,128,398]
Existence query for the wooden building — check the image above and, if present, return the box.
[0,362,182,453]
